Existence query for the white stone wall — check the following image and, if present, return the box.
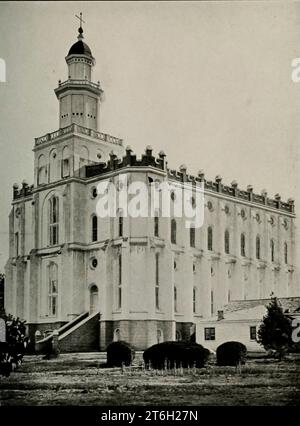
[5,155,298,343]
[196,320,263,352]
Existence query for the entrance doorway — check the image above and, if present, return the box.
[89,285,99,314]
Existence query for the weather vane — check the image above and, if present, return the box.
[75,12,85,29]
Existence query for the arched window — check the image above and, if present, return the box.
[241,233,246,257]
[190,227,195,248]
[155,253,160,310]
[117,254,122,309]
[193,287,196,313]
[270,239,275,262]
[171,219,177,244]
[38,154,47,185]
[114,328,120,342]
[48,263,58,316]
[49,149,58,183]
[89,284,99,314]
[256,235,261,260]
[154,214,159,237]
[62,146,70,178]
[207,226,213,251]
[174,286,178,312]
[284,242,288,264]
[224,230,230,254]
[49,196,59,246]
[92,215,98,242]
[157,329,163,344]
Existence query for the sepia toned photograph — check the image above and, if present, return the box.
[0,0,299,413]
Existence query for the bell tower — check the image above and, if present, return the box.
[54,18,103,131]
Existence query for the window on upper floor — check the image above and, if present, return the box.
[49,196,59,246]
[117,254,122,309]
[15,232,19,257]
[211,290,214,315]
[92,215,98,242]
[224,230,230,254]
[174,286,178,312]
[193,287,196,314]
[256,235,261,260]
[284,242,288,264]
[155,253,160,310]
[190,227,195,248]
[154,215,159,237]
[207,226,213,251]
[171,219,177,244]
[62,158,70,178]
[241,233,246,257]
[270,239,275,262]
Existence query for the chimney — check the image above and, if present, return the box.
[217,310,224,321]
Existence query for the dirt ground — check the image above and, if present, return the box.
[0,353,299,406]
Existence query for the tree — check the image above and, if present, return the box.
[257,297,293,360]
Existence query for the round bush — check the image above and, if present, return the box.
[143,341,210,369]
[106,341,135,367]
[216,341,247,366]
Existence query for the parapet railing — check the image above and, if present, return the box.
[35,123,123,147]
[57,79,101,90]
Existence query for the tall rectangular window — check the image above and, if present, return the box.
[241,233,246,257]
[211,290,214,315]
[224,230,230,254]
[62,158,70,178]
[48,263,58,317]
[190,227,195,248]
[15,232,19,257]
[154,215,159,237]
[49,196,59,246]
[284,242,288,264]
[155,253,159,310]
[171,219,176,244]
[208,227,213,251]
[118,254,122,309]
[193,287,196,313]
[92,215,98,242]
[119,216,123,238]
[174,286,178,312]
[270,239,275,262]
[250,326,257,341]
[256,235,261,260]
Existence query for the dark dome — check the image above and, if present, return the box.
[68,40,92,57]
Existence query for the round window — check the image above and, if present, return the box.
[90,257,98,269]
[207,201,213,211]
[91,187,98,199]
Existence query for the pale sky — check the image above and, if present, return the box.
[0,1,299,270]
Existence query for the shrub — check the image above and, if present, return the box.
[216,341,247,366]
[143,341,210,369]
[106,341,135,367]
[0,314,28,377]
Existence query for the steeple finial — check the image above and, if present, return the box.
[75,12,85,39]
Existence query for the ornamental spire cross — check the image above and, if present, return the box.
[75,12,85,29]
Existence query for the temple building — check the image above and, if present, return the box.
[5,25,298,351]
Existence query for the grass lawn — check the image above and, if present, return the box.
[0,353,299,406]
